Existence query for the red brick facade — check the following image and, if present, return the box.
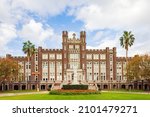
[1,31,146,91]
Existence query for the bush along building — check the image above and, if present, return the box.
[0,31,149,91]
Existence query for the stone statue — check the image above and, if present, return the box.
[72,64,79,84]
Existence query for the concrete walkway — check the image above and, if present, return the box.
[0,91,49,97]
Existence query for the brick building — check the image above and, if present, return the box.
[1,31,146,91]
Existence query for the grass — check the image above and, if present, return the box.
[49,90,101,95]
[105,89,148,92]
[0,92,150,100]
[0,90,37,93]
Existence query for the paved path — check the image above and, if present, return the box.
[0,91,49,97]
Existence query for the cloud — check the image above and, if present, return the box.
[18,19,54,46]
[68,0,150,56]
[70,0,150,30]
[0,23,17,55]
[12,0,69,16]
[87,30,120,52]
[0,0,150,57]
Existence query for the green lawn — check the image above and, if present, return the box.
[0,92,150,100]
[0,90,37,93]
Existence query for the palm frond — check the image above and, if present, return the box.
[22,40,36,57]
[119,31,135,50]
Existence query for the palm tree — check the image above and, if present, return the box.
[120,31,135,81]
[22,40,35,90]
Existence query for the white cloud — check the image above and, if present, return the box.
[0,23,17,55]
[87,31,120,54]
[0,0,150,57]
[70,0,150,30]
[0,0,13,23]
[19,19,54,46]
[68,0,150,56]
[12,0,69,16]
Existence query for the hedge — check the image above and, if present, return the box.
[49,90,101,95]
[62,85,88,90]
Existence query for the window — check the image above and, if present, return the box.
[35,64,38,72]
[26,63,31,69]
[43,72,48,76]
[49,54,55,59]
[69,45,73,49]
[56,54,62,59]
[110,54,113,61]
[100,54,106,59]
[93,54,99,59]
[69,54,80,69]
[100,62,106,78]
[101,74,106,80]
[42,54,48,59]
[29,65,31,69]
[69,54,80,59]
[28,76,31,81]
[35,76,38,81]
[86,54,92,59]
[42,62,48,68]
[35,54,38,61]
[75,45,79,49]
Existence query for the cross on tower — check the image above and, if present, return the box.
[72,33,76,38]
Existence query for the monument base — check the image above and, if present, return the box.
[71,80,79,85]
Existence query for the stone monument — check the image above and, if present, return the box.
[72,65,79,84]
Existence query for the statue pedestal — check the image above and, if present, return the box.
[72,79,79,84]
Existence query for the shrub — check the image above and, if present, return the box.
[49,90,101,95]
[47,88,51,91]
[62,85,88,90]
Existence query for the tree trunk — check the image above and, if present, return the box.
[126,49,128,81]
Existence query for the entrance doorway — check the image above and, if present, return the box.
[41,85,46,90]
[22,85,26,90]
[32,85,35,90]
[104,85,108,89]
[121,85,126,89]
[14,85,19,90]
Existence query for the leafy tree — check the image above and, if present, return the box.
[127,55,150,81]
[0,58,20,90]
[127,55,142,81]
[140,55,150,80]
[22,40,35,89]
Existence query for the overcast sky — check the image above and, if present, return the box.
[0,0,150,57]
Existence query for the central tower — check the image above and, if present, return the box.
[62,31,86,84]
